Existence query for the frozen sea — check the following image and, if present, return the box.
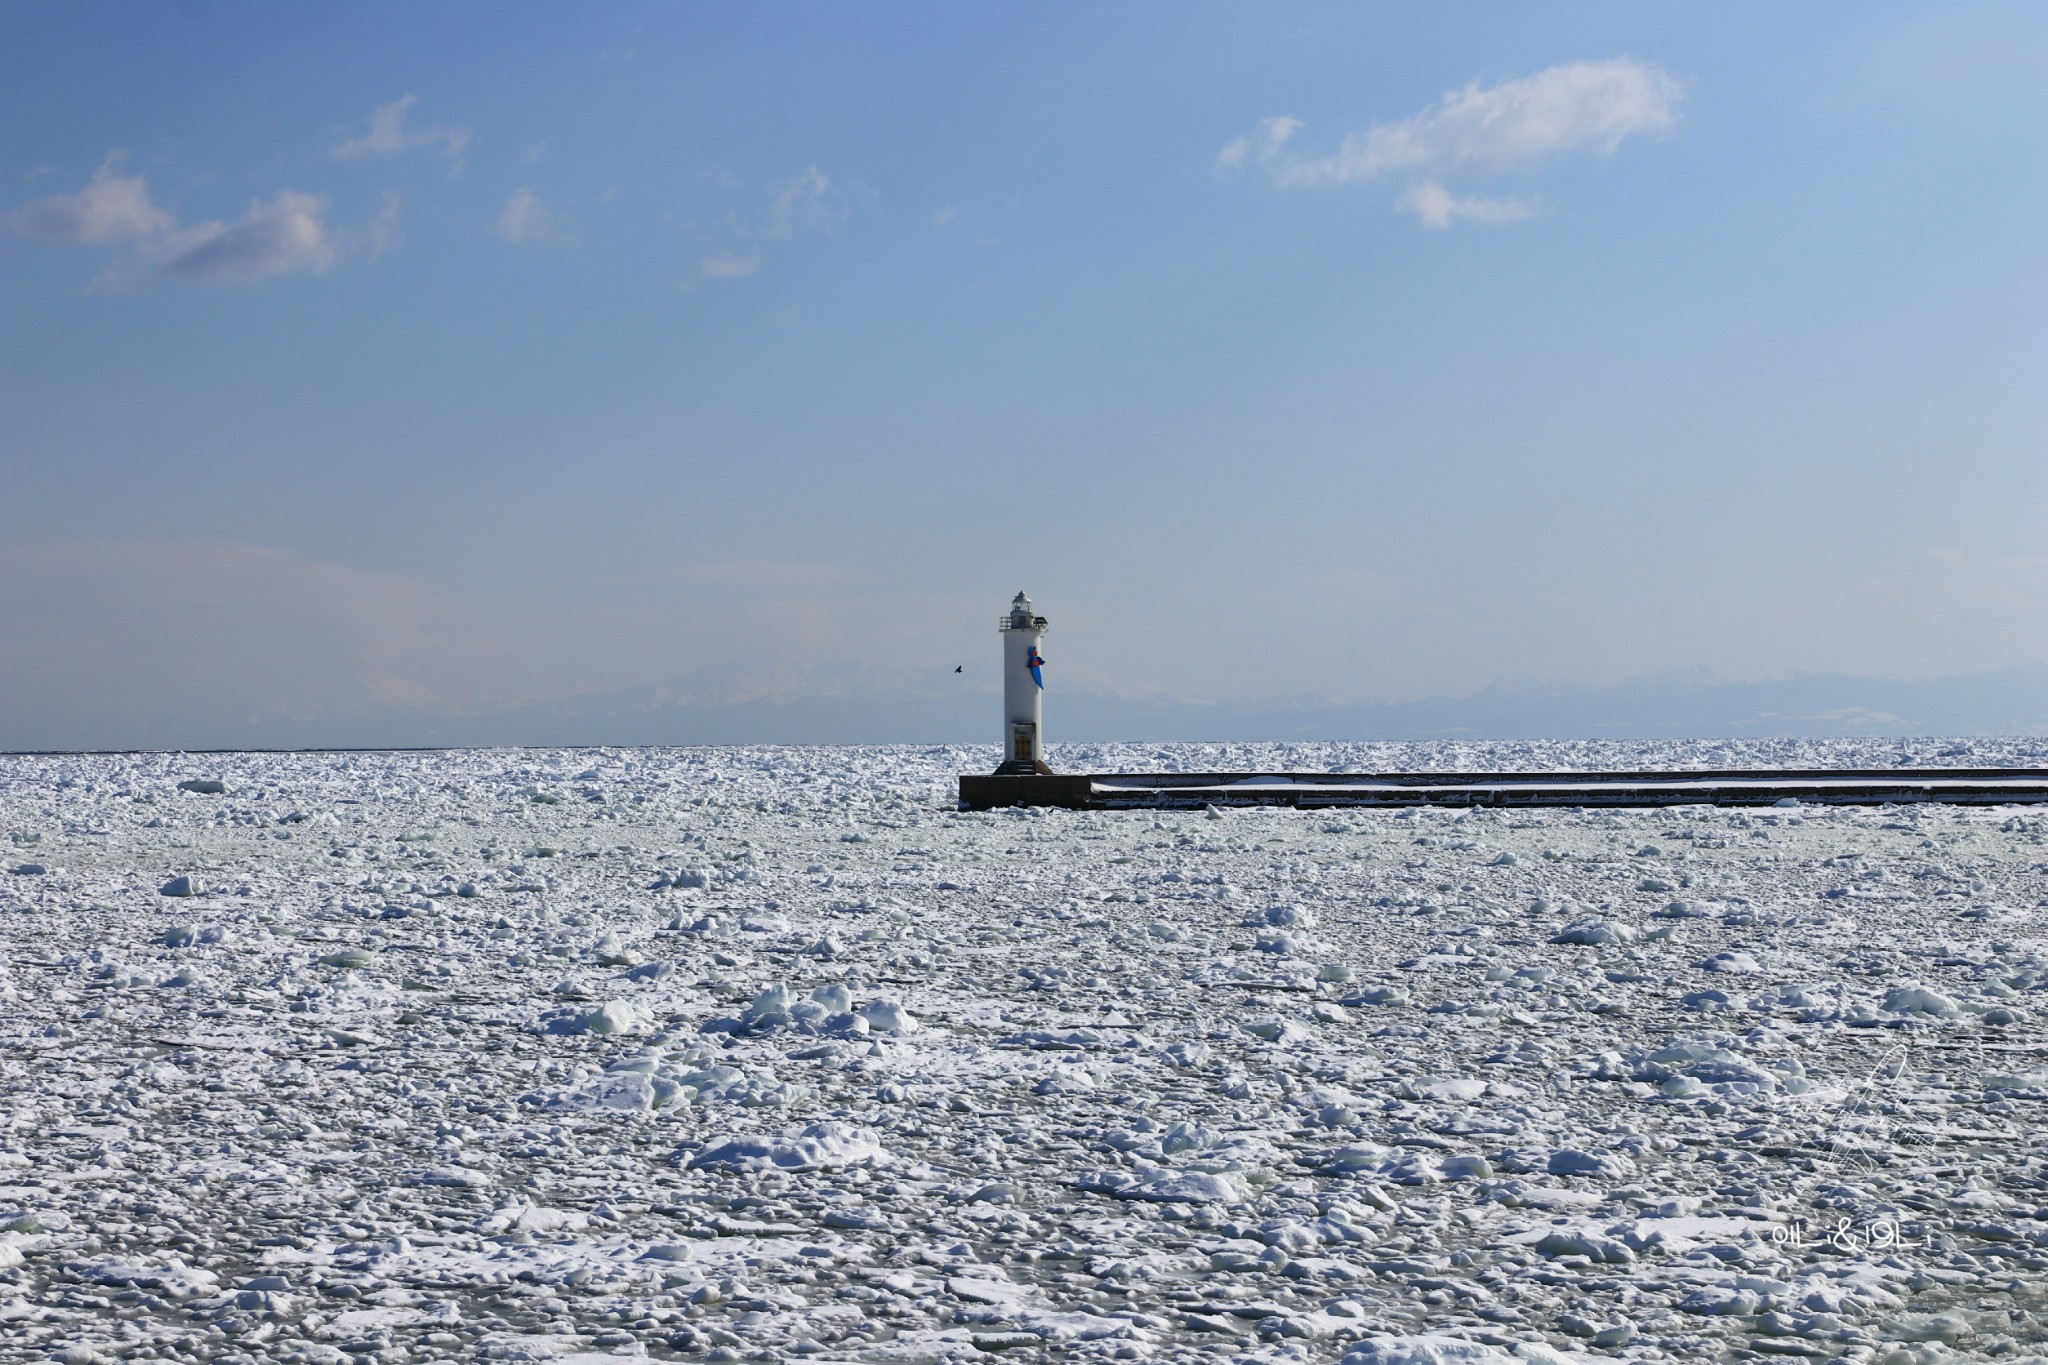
[1,739,2045,1365]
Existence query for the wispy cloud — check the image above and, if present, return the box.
[8,154,355,284]
[332,95,470,162]
[1220,58,1681,227]
[495,186,551,243]
[5,157,173,244]
[768,165,841,238]
[686,164,858,282]
[152,191,337,282]
[1397,181,1533,230]
[1214,116,1303,175]
[700,253,758,279]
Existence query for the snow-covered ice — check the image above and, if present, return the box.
[0,737,2045,1363]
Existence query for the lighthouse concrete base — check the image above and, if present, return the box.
[958,773,1095,809]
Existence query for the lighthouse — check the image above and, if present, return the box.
[996,591,1052,775]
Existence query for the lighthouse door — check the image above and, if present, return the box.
[1010,722,1037,761]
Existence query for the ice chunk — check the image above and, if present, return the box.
[159,875,199,898]
[83,1258,220,1300]
[1984,1068,2048,1092]
[1882,986,1960,1017]
[1244,904,1317,930]
[1754,982,1832,1012]
[1340,1336,1547,1365]
[1341,985,1410,1007]
[1002,1028,1107,1050]
[856,997,919,1033]
[589,931,639,966]
[1680,1285,1762,1316]
[1033,1065,1096,1095]
[1400,1075,1486,1103]
[1881,1311,1975,1345]
[1317,1143,1390,1173]
[535,1070,670,1113]
[1533,1230,1635,1263]
[1384,1151,1444,1184]
[1159,1121,1220,1153]
[1547,1149,1636,1179]
[1551,919,1635,946]
[1244,1016,1311,1045]
[688,1122,889,1172]
[740,983,798,1031]
[1127,1169,1251,1204]
[546,999,654,1036]
[1653,900,1709,918]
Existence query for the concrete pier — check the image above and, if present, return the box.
[958,766,2048,811]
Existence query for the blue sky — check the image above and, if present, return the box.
[4,4,2047,747]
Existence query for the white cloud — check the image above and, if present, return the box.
[1398,181,1533,230]
[769,165,839,238]
[152,191,337,282]
[1221,58,1680,227]
[8,156,348,284]
[332,95,470,161]
[495,186,550,243]
[7,158,173,243]
[1215,116,1303,173]
[686,164,859,283]
[701,253,758,279]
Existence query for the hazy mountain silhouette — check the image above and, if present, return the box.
[97,662,2034,751]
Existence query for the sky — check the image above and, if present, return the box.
[3,3,2047,749]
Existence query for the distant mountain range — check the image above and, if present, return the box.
[107,661,2038,751]
[16,663,2048,752]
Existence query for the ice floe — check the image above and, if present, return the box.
[1,737,2045,1362]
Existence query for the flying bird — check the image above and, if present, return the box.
[954,665,963,673]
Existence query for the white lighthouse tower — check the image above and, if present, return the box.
[996,591,1052,774]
